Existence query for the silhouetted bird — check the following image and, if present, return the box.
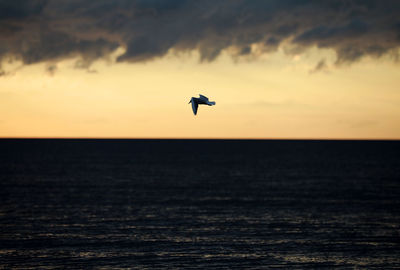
[188,94,216,115]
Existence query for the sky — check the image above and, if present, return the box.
[1,0,400,139]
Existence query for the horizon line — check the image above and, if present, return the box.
[0,137,399,141]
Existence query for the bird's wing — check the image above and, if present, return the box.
[199,94,208,101]
[191,100,198,115]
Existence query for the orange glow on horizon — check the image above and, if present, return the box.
[1,49,400,139]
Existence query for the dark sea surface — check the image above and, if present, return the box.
[0,139,400,269]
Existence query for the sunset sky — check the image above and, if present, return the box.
[1,0,400,139]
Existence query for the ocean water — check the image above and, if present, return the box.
[0,139,399,269]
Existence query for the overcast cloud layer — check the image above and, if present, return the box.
[1,0,400,70]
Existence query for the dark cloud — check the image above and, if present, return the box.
[294,20,370,44]
[0,0,400,69]
[239,46,251,55]
[310,59,328,74]
[46,64,57,75]
[0,0,46,20]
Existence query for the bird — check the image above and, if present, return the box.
[188,94,216,115]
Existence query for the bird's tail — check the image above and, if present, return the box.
[209,101,216,105]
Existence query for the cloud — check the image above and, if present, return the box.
[310,59,328,74]
[0,0,400,69]
[46,64,57,75]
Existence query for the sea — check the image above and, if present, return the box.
[0,139,399,269]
